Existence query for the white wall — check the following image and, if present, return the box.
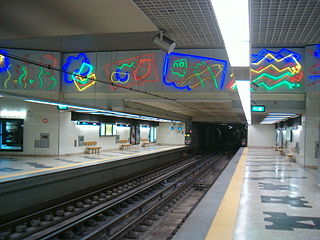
[0,98,60,155]
[58,112,118,154]
[0,99,129,156]
[0,99,186,155]
[248,124,275,147]
[116,126,130,141]
[140,127,150,140]
[158,122,185,145]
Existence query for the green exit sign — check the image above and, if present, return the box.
[251,105,265,112]
[57,105,69,110]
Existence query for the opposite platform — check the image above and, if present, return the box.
[0,145,188,219]
[0,145,184,183]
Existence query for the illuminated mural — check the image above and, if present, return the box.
[62,53,96,91]
[0,50,10,73]
[306,45,320,87]
[251,49,303,90]
[163,52,228,91]
[225,73,237,90]
[105,53,159,90]
[1,50,58,90]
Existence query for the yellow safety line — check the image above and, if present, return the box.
[0,147,178,180]
[205,148,248,240]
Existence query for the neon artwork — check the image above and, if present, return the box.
[63,53,90,83]
[72,62,94,84]
[3,65,11,88]
[38,67,44,88]
[258,81,301,90]
[251,49,303,91]
[62,53,96,91]
[306,45,320,87]
[38,67,58,90]
[251,48,301,63]
[18,65,28,88]
[41,54,58,90]
[0,49,10,73]
[1,51,59,91]
[44,54,58,67]
[171,59,188,77]
[163,52,228,91]
[71,62,96,91]
[105,53,159,90]
[112,62,135,83]
[226,73,237,90]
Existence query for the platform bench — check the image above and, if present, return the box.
[119,140,131,150]
[278,148,286,156]
[141,138,151,147]
[286,153,296,162]
[84,141,102,154]
[273,146,280,151]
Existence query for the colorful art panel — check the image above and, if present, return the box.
[0,49,60,91]
[0,49,10,73]
[62,53,97,92]
[163,52,228,91]
[306,45,320,88]
[105,53,159,90]
[225,73,236,90]
[251,48,303,91]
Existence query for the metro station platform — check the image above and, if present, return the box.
[173,147,320,240]
[0,144,184,183]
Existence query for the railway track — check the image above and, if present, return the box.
[0,151,234,240]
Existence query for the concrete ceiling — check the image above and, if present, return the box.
[0,0,311,124]
[126,99,241,123]
[0,0,157,40]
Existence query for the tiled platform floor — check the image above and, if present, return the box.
[0,145,184,183]
[234,147,320,240]
[174,147,320,240]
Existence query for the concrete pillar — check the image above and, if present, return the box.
[304,91,320,168]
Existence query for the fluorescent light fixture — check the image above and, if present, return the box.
[0,110,27,119]
[24,99,181,123]
[210,0,250,67]
[260,112,299,124]
[236,80,251,124]
[268,113,297,116]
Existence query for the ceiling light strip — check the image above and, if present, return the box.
[210,0,250,67]
[236,80,251,124]
[24,99,180,123]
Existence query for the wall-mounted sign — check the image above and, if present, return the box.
[0,110,27,119]
[57,105,69,110]
[251,105,265,112]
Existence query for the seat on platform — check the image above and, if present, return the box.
[84,141,102,154]
[119,140,131,150]
[141,138,151,147]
